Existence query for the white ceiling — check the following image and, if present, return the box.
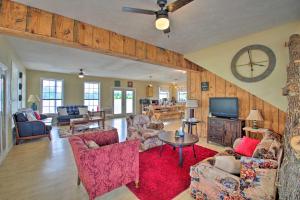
[4,36,186,83]
[15,0,300,54]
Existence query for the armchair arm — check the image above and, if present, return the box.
[240,157,278,199]
[190,162,240,199]
[147,121,164,130]
[127,126,142,140]
[79,139,140,196]
[16,121,46,137]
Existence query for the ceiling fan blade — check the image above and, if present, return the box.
[122,7,156,15]
[166,0,194,12]
[163,27,170,34]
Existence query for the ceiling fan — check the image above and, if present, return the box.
[122,0,194,34]
[78,68,86,78]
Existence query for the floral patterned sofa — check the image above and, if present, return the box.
[69,129,140,200]
[190,131,283,200]
[126,115,164,151]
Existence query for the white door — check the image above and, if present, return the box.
[113,88,135,117]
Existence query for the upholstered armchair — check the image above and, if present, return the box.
[126,115,164,151]
[190,131,283,200]
[69,130,140,200]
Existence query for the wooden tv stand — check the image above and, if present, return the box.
[207,117,245,147]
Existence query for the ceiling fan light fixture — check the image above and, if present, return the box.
[155,15,169,30]
[78,69,84,78]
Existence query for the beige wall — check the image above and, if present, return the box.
[185,21,300,111]
[0,36,26,157]
[26,70,164,114]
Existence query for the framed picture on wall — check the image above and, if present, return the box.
[114,80,121,87]
[128,81,133,87]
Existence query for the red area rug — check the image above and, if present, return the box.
[127,144,217,200]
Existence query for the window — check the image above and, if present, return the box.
[84,82,100,111]
[159,87,169,100]
[42,79,63,114]
[178,91,187,102]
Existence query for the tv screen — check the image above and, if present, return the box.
[209,97,239,118]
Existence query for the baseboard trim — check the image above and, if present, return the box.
[0,143,13,165]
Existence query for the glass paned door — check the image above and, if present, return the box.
[113,90,123,115]
[113,88,135,117]
[126,90,134,114]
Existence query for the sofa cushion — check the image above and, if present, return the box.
[15,113,28,122]
[58,108,68,116]
[214,156,241,175]
[79,107,88,115]
[234,137,260,157]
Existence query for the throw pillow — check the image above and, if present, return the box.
[26,112,37,121]
[15,113,28,122]
[252,139,273,158]
[85,140,99,149]
[79,107,88,115]
[34,111,41,120]
[234,137,260,157]
[57,108,68,116]
[214,156,241,174]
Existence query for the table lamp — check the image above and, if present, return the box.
[28,94,40,111]
[246,109,263,129]
[186,99,198,119]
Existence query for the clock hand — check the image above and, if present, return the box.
[247,49,254,77]
[253,63,266,67]
[236,63,251,67]
[254,60,268,64]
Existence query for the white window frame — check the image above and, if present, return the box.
[177,91,187,102]
[159,87,169,100]
[40,78,64,114]
[84,82,100,111]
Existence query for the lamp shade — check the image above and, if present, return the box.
[186,99,198,108]
[27,95,40,103]
[246,109,263,121]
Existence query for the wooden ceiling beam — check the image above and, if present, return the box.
[0,0,203,72]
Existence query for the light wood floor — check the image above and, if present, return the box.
[0,118,224,200]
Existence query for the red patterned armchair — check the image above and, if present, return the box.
[69,130,140,200]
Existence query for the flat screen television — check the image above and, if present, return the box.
[209,97,239,119]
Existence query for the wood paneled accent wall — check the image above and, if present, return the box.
[187,70,286,137]
[0,0,202,72]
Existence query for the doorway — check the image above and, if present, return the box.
[113,88,135,117]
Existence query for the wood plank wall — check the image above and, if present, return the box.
[0,0,202,72]
[187,70,287,137]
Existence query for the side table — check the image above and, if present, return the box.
[182,118,204,136]
[243,127,269,140]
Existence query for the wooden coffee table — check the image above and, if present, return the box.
[70,117,104,134]
[158,131,199,167]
